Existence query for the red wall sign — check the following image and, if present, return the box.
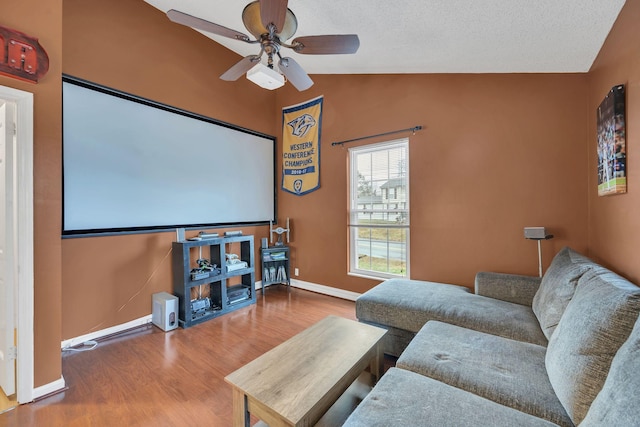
[0,24,49,83]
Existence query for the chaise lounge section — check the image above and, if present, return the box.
[345,247,640,426]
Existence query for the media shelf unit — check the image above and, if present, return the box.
[260,246,290,292]
[172,235,255,328]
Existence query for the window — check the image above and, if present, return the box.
[349,139,409,278]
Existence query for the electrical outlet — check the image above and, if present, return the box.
[294,268,299,276]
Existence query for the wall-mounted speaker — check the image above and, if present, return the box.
[524,227,547,240]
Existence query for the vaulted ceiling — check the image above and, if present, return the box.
[145,0,625,75]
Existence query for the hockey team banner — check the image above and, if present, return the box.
[282,96,323,195]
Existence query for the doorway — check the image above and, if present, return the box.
[0,99,17,412]
[0,85,34,407]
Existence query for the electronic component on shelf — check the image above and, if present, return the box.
[198,232,219,239]
[190,297,212,319]
[196,259,221,275]
[190,258,221,280]
[225,231,243,236]
[226,252,248,272]
[227,287,251,304]
[227,261,249,272]
[190,270,210,281]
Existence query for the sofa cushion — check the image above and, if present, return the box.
[546,268,640,425]
[475,272,541,306]
[532,247,594,340]
[581,316,640,426]
[342,367,559,427]
[356,278,547,346]
[397,321,572,426]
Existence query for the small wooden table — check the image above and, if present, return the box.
[224,315,387,427]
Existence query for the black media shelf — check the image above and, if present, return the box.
[172,235,256,328]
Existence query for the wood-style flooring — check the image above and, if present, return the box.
[0,392,17,415]
[0,287,358,427]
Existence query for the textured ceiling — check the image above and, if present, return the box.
[144,0,625,75]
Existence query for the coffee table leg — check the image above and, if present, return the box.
[232,388,250,427]
[369,342,384,383]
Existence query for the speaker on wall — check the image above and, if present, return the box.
[262,237,269,248]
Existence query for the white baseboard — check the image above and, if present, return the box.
[32,376,65,401]
[61,315,152,350]
[290,279,361,301]
[60,282,357,351]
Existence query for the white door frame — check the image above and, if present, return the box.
[0,85,34,403]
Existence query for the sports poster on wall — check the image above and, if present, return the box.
[282,96,323,195]
[597,84,626,196]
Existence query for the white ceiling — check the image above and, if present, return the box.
[144,0,626,75]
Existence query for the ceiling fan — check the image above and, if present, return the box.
[167,0,360,91]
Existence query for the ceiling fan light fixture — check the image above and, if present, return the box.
[166,0,359,92]
[246,62,285,90]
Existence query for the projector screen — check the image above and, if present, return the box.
[62,76,276,236]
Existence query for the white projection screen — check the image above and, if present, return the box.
[62,76,276,235]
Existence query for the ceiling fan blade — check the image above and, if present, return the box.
[221,56,261,81]
[278,57,313,91]
[292,35,360,55]
[259,0,288,32]
[167,9,250,42]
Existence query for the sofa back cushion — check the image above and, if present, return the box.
[545,268,640,425]
[580,315,640,426]
[532,247,593,339]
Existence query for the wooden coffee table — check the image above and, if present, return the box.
[224,315,387,427]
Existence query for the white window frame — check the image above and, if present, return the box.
[348,138,409,279]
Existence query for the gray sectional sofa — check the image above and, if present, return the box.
[344,247,640,426]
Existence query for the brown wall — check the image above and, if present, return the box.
[587,0,640,284]
[61,0,276,340]
[2,0,63,388]
[275,74,590,293]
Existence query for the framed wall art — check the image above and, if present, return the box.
[597,84,626,196]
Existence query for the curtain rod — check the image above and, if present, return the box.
[331,125,423,147]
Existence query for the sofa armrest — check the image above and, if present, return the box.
[474,272,542,306]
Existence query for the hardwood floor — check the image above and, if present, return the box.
[0,287,357,427]
[0,392,18,415]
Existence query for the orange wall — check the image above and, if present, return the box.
[2,0,63,388]
[61,0,276,340]
[587,0,640,284]
[275,74,590,293]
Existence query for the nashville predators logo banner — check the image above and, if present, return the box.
[282,96,323,195]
